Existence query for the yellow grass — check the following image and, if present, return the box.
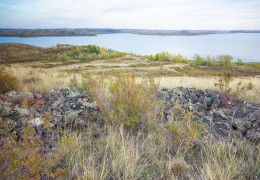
[7,65,82,93]
[4,64,260,103]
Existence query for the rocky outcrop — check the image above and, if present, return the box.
[1,87,259,143]
[157,87,260,143]
[0,88,100,140]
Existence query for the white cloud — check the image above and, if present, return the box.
[0,0,259,29]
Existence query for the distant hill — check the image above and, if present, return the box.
[0,43,75,63]
[0,28,260,37]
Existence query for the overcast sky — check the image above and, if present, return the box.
[0,0,260,30]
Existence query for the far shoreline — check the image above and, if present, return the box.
[1,28,260,37]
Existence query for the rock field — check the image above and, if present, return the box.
[157,87,260,143]
[1,87,259,143]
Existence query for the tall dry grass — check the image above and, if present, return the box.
[63,123,260,179]
[6,65,82,93]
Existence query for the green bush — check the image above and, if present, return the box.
[0,67,18,93]
[236,58,244,66]
[192,54,216,66]
[218,54,233,66]
[51,45,126,61]
[173,54,188,63]
[153,52,172,61]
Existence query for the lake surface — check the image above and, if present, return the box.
[0,33,260,62]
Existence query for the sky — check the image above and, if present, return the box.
[0,0,260,30]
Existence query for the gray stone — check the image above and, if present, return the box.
[14,107,29,116]
[246,131,260,143]
[1,106,12,116]
[215,110,229,120]
[156,87,260,142]
[232,118,252,132]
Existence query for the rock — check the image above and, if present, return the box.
[203,116,212,125]
[1,106,12,116]
[215,109,229,121]
[29,118,44,127]
[156,87,260,142]
[246,131,260,143]
[5,91,21,98]
[14,107,29,116]
[156,90,170,102]
[211,98,221,109]
[232,118,252,132]
[191,94,198,102]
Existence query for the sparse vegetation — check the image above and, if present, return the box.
[146,51,260,69]
[50,45,127,61]
[0,44,260,179]
[215,71,253,107]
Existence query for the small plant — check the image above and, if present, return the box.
[215,71,253,107]
[0,66,19,93]
[214,71,234,107]
[232,81,253,102]
[236,58,244,66]
[69,75,80,89]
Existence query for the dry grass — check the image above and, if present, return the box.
[64,72,259,179]
[63,123,260,179]
[3,64,260,103]
[156,76,260,103]
[2,63,259,104]
[1,66,259,179]
[6,65,82,93]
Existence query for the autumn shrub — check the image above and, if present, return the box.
[108,72,159,128]
[0,66,19,93]
[83,71,159,130]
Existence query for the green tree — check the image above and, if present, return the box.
[218,54,233,66]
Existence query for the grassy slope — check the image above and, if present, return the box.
[0,43,76,63]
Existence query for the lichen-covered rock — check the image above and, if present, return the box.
[0,88,100,134]
[157,87,260,143]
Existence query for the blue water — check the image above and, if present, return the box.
[1,33,260,62]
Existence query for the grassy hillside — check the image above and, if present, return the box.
[0,43,76,63]
[0,43,126,63]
